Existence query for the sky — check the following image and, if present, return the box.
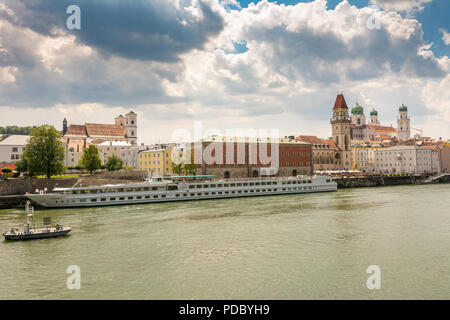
[0,0,449,144]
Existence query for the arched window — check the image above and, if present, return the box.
[292,169,297,177]
[224,171,230,179]
[252,170,259,177]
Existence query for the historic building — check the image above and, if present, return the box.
[349,103,397,141]
[296,136,340,171]
[331,94,352,169]
[374,145,439,174]
[62,111,137,166]
[397,104,411,140]
[138,145,174,176]
[187,136,312,178]
[351,143,383,172]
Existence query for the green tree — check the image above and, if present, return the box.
[80,145,102,175]
[15,158,28,174]
[171,161,184,175]
[22,125,65,179]
[183,153,197,175]
[105,155,122,171]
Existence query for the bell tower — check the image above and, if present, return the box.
[331,94,352,169]
[125,111,137,145]
[397,104,410,140]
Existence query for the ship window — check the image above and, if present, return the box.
[108,189,116,193]
[210,184,216,188]
[176,194,179,197]
[72,190,79,194]
[250,190,254,193]
[211,192,216,195]
[231,191,235,194]
[243,183,248,186]
[167,185,178,191]
[161,195,166,198]
[190,194,195,196]
[282,188,286,191]
[230,184,236,187]
[110,197,116,201]
[137,196,142,199]
[128,196,134,200]
[119,197,125,200]
[237,183,242,187]
[152,187,158,191]
[183,194,188,197]
[244,190,248,193]
[80,199,87,203]
[238,190,242,193]
[101,198,107,201]
[91,199,97,202]
[249,183,254,186]
[117,189,124,192]
[217,184,223,188]
[189,185,195,188]
[218,192,222,194]
[205,192,209,195]
[203,185,209,188]
[145,196,150,199]
[224,184,229,187]
[90,190,98,193]
[197,193,202,196]
[225,191,229,194]
[154,195,159,198]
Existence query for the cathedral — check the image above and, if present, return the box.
[348,101,410,142]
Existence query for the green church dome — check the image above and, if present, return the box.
[351,103,364,115]
[370,108,378,116]
[399,104,408,112]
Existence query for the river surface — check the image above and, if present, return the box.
[0,184,449,300]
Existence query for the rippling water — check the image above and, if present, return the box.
[0,184,449,299]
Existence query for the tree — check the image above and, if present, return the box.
[183,153,197,175]
[171,161,184,175]
[15,158,28,174]
[105,155,122,171]
[22,125,65,179]
[80,145,102,175]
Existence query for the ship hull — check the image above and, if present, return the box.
[26,176,338,208]
[3,229,71,240]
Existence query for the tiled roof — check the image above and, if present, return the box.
[369,125,397,133]
[296,135,323,144]
[333,94,348,110]
[85,123,126,137]
[321,139,340,150]
[65,125,87,136]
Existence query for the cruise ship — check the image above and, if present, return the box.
[26,175,337,208]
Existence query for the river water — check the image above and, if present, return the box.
[0,184,449,300]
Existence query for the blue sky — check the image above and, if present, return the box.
[0,0,449,141]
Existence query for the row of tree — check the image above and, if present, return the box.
[14,125,123,178]
[0,126,35,135]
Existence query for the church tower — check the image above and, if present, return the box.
[125,111,137,145]
[351,102,366,126]
[331,94,352,169]
[63,118,68,135]
[370,108,380,125]
[397,104,410,140]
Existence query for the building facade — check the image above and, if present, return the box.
[351,144,383,172]
[139,146,173,176]
[296,136,340,171]
[0,135,29,164]
[374,145,437,174]
[189,137,312,178]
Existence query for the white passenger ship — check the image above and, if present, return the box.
[26,175,337,208]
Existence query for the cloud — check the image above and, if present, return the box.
[370,0,433,14]
[0,0,449,141]
[440,28,450,46]
[1,0,224,62]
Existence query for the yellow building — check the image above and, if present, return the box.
[138,146,173,176]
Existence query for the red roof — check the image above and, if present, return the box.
[85,123,126,137]
[296,136,340,150]
[333,94,348,110]
[369,125,397,133]
[65,125,87,136]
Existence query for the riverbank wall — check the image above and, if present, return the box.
[335,174,449,188]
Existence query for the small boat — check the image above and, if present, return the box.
[2,201,71,241]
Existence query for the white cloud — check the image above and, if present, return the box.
[0,0,449,141]
[370,0,433,15]
[440,28,450,46]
